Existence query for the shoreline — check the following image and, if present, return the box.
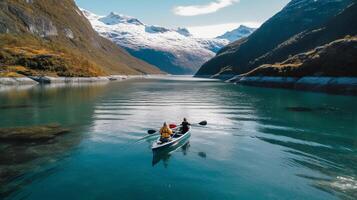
[3,74,357,96]
[0,74,165,86]
[228,76,357,96]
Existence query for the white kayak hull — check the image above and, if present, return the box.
[152,128,191,150]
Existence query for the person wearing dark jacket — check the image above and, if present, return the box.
[180,118,191,134]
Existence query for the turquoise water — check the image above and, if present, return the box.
[0,76,356,200]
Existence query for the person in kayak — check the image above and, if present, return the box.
[160,122,173,143]
[180,118,191,134]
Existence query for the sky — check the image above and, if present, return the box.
[75,0,290,38]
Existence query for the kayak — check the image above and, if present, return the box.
[152,126,191,150]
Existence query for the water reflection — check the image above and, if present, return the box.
[198,152,207,159]
[285,106,340,113]
[0,83,109,198]
[182,142,190,156]
[152,141,191,167]
[0,78,356,200]
[235,86,357,199]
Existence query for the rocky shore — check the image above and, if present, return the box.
[0,124,70,142]
[0,77,39,85]
[229,76,357,95]
[0,75,151,86]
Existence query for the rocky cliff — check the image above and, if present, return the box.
[0,0,162,77]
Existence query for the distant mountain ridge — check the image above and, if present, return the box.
[0,0,162,77]
[82,10,229,74]
[196,0,354,77]
[100,12,144,26]
[83,10,256,74]
[216,25,256,42]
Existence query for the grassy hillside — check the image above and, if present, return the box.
[0,34,105,77]
[244,36,357,77]
[0,0,162,77]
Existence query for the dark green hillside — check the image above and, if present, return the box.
[245,36,357,77]
[251,2,357,69]
[196,0,353,77]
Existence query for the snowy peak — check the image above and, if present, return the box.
[236,25,256,34]
[145,25,171,34]
[99,12,144,26]
[176,28,191,37]
[82,9,229,74]
[90,10,192,37]
[217,25,256,42]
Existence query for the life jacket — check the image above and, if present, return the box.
[160,126,173,138]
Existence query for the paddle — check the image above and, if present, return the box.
[148,129,157,134]
[198,120,207,126]
[147,120,207,134]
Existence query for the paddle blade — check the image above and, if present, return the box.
[148,130,157,134]
[198,121,207,126]
[169,124,177,129]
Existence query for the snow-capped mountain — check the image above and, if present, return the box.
[216,25,256,42]
[99,12,144,26]
[82,9,229,74]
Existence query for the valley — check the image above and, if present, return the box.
[0,1,356,199]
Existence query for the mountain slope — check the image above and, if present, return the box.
[196,0,354,77]
[82,10,230,75]
[251,2,357,69]
[0,0,161,77]
[216,25,256,42]
[245,36,357,77]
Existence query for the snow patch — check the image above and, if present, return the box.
[217,25,256,42]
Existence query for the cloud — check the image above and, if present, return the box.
[173,0,239,16]
[187,22,261,38]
